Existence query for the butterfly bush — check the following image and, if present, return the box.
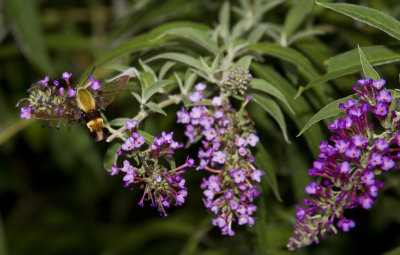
[110,119,194,216]
[16,72,101,123]
[177,67,265,235]
[287,78,400,250]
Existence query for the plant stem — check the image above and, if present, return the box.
[106,95,182,142]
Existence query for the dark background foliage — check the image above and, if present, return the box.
[1,0,400,254]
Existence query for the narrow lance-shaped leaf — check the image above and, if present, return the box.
[297,95,356,137]
[139,130,155,145]
[252,94,290,143]
[358,45,380,81]
[79,22,210,80]
[254,143,282,202]
[104,142,122,171]
[233,55,253,70]
[317,2,400,41]
[251,63,323,157]
[219,1,231,39]
[304,45,400,91]
[249,78,294,114]
[247,42,319,80]
[4,0,54,74]
[109,118,131,127]
[146,102,167,116]
[143,80,174,102]
[281,0,314,45]
[154,27,218,55]
[146,53,205,73]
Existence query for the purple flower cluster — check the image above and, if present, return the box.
[287,78,400,250]
[177,83,264,235]
[16,72,101,121]
[110,119,193,216]
[223,66,252,95]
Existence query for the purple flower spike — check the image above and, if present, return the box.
[212,151,226,164]
[288,77,400,251]
[376,90,392,103]
[89,77,102,90]
[357,78,371,86]
[374,103,388,116]
[232,169,246,183]
[372,79,385,90]
[381,156,395,171]
[305,182,318,195]
[195,82,206,91]
[189,91,203,103]
[359,195,374,209]
[246,133,259,146]
[338,161,351,174]
[37,76,50,86]
[238,147,247,156]
[59,87,65,96]
[337,219,355,232]
[122,137,135,151]
[67,88,76,98]
[375,139,388,151]
[370,153,383,166]
[211,96,222,106]
[110,165,119,176]
[20,106,33,119]
[250,169,264,182]
[361,171,375,186]
[125,119,138,130]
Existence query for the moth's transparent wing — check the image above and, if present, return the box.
[94,75,129,109]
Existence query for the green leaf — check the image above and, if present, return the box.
[104,142,121,171]
[252,94,290,143]
[247,42,319,80]
[317,2,400,41]
[139,130,155,144]
[146,102,167,116]
[131,92,142,103]
[143,80,174,102]
[146,53,204,73]
[254,194,268,255]
[281,0,314,45]
[139,59,157,80]
[233,55,253,70]
[383,246,400,255]
[251,63,324,157]
[254,143,282,202]
[249,78,294,114]
[304,45,400,91]
[46,33,93,50]
[219,1,231,31]
[297,95,356,136]
[155,27,218,55]
[358,45,380,81]
[158,61,176,80]
[183,71,198,94]
[80,22,209,80]
[109,118,130,127]
[4,0,54,74]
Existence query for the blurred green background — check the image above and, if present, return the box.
[2,0,400,254]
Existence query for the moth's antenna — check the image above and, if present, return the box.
[81,66,96,87]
